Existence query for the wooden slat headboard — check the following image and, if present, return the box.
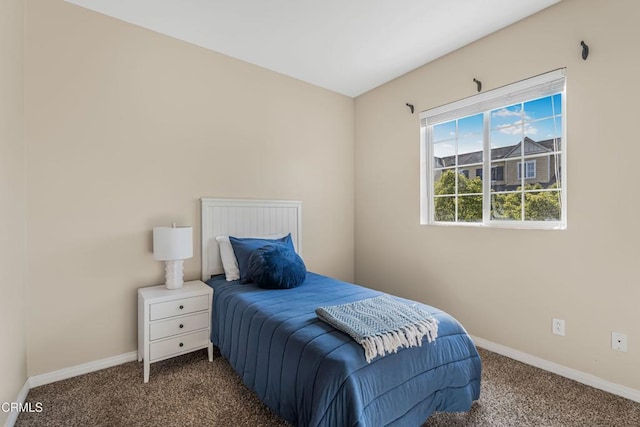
[200,198,303,281]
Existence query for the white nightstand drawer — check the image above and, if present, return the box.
[149,329,210,361]
[150,295,209,320]
[150,312,209,341]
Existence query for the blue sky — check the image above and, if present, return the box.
[433,94,562,160]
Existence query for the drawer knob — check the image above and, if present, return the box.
[179,305,184,310]
[179,324,184,329]
[179,342,184,347]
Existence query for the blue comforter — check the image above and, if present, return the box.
[206,272,481,427]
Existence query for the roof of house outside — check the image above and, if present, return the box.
[436,137,561,168]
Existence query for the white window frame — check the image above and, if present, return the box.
[517,160,537,179]
[420,69,567,230]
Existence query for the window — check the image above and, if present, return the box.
[491,166,504,181]
[517,160,536,179]
[420,69,566,229]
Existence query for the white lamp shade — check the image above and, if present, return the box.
[153,226,193,261]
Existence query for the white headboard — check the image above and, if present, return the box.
[200,198,303,281]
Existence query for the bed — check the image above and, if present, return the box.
[200,198,481,426]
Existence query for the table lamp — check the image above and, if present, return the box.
[153,223,193,289]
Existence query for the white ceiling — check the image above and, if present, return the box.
[65,0,560,97]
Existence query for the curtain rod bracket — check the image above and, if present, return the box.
[473,78,482,92]
[581,41,589,60]
[405,103,414,114]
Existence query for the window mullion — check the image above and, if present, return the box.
[482,112,490,224]
[454,121,459,223]
[520,103,526,221]
[420,126,426,224]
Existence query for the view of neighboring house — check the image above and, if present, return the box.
[434,136,561,191]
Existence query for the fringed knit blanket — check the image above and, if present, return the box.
[315,295,439,363]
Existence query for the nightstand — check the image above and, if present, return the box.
[137,280,213,383]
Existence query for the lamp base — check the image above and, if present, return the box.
[164,260,184,289]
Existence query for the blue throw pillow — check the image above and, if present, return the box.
[248,244,307,289]
[229,234,295,284]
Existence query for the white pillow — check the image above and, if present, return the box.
[216,234,287,281]
[215,236,240,281]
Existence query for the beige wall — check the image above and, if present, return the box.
[355,0,640,390]
[24,1,354,375]
[0,0,26,422]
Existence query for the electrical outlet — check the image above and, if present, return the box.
[612,332,627,352]
[552,318,565,336]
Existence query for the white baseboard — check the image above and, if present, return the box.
[471,335,640,404]
[28,351,137,388]
[5,351,137,427]
[4,380,30,427]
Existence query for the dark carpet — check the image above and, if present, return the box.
[17,347,640,426]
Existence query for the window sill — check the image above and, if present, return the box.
[424,220,566,230]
